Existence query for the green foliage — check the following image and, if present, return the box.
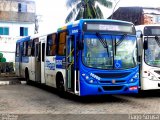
[65,0,112,23]
[0,57,6,62]
[0,52,3,58]
[0,53,7,62]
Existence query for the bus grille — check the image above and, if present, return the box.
[102,86,123,91]
[94,72,131,78]
[99,80,126,84]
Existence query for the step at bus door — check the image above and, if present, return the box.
[35,42,41,83]
[66,36,75,92]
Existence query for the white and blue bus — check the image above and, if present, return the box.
[15,19,139,96]
[136,24,160,90]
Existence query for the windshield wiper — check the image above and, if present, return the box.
[96,32,109,57]
[155,36,160,47]
[115,34,127,55]
[116,34,127,46]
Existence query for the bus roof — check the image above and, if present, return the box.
[57,19,134,32]
[16,36,30,43]
[30,31,57,39]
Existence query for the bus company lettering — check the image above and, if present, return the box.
[56,60,62,65]
[45,60,55,70]
[71,29,78,34]
[90,73,101,80]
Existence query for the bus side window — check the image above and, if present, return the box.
[32,38,39,56]
[31,40,35,56]
[46,33,57,56]
[27,41,32,56]
[16,43,20,57]
[36,43,41,62]
[23,41,28,56]
[57,31,67,56]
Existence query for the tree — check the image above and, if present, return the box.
[65,0,112,23]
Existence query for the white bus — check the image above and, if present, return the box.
[136,24,160,90]
[15,33,55,86]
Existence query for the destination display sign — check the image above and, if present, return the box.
[84,23,134,34]
[144,26,160,36]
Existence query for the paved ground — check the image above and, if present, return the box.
[0,78,160,120]
[0,84,160,115]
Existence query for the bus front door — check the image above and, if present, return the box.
[66,36,75,92]
[35,42,41,83]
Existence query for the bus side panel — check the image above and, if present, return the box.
[45,56,56,87]
[15,57,20,76]
[29,57,36,81]
[21,56,29,78]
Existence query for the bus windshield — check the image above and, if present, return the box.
[145,37,160,67]
[82,34,137,69]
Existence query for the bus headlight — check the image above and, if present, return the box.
[129,73,139,83]
[86,76,89,80]
[88,79,94,84]
[130,78,134,82]
[87,79,97,84]
[148,73,157,80]
[82,73,97,84]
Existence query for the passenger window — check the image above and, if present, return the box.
[27,41,32,56]
[46,33,57,56]
[58,31,67,56]
[23,41,28,56]
[16,43,20,57]
[32,38,39,56]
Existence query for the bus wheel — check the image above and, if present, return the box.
[56,73,65,96]
[25,69,30,85]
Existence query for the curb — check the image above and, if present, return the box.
[0,80,26,85]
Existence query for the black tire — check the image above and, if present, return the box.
[56,73,65,97]
[25,69,30,85]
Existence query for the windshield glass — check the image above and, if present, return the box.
[115,35,137,69]
[145,37,160,67]
[82,34,137,69]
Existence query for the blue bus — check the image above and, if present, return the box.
[15,19,139,96]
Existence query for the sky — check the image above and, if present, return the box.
[35,0,67,34]
[34,0,160,34]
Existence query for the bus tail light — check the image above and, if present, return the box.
[129,86,138,91]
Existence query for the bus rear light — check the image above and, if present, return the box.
[129,86,138,91]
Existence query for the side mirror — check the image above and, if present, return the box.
[143,39,148,50]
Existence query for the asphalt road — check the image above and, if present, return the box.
[0,83,160,120]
